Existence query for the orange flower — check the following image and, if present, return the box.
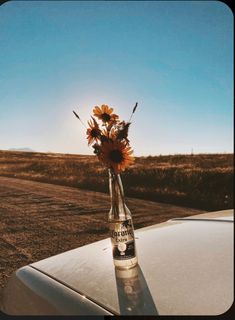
[86,118,101,145]
[101,127,117,141]
[98,140,134,174]
[93,105,119,124]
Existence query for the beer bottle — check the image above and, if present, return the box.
[108,169,138,269]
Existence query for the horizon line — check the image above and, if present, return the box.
[0,148,233,157]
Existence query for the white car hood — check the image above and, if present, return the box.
[29,209,234,315]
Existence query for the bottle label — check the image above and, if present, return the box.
[109,219,136,260]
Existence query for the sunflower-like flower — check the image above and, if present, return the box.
[86,117,101,145]
[73,103,138,173]
[98,140,134,174]
[101,127,117,141]
[93,105,119,124]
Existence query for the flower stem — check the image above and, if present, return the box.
[73,110,87,129]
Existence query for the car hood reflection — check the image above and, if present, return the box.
[115,265,158,315]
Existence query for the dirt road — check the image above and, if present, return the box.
[0,176,204,289]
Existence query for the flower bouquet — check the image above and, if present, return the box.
[73,103,138,269]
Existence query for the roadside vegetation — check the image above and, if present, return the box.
[0,150,233,211]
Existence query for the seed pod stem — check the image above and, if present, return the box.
[73,110,87,129]
[128,102,138,122]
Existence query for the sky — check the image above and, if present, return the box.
[0,1,233,156]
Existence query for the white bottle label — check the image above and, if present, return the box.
[109,219,136,260]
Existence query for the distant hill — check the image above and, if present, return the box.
[8,147,35,152]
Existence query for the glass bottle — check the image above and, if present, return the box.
[108,169,138,269]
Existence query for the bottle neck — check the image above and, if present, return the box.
[108,169,128,220]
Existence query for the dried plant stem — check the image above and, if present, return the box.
[73,110,87,129]
[128,102,138,123]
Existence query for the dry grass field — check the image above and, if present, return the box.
[0,176,204,292]
[0,150,233,293]
[0,150,233,210]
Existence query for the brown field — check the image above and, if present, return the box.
[0,150,233,293]
[0,150,233,210]
[0,176,203,292]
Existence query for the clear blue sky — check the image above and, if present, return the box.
[0,1,233,156]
